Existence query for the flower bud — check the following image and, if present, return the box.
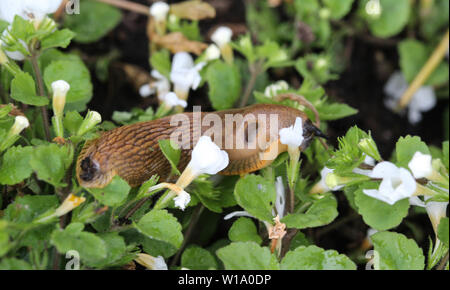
[358,138,382,161]
[77,111,102,136]
[55,194,86,217]
[11,116,29,135]
[51,80,70,118]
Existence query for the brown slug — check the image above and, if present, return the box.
[76,104,326,188]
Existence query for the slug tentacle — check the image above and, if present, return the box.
[76,104,326,188]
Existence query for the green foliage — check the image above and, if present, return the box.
[234,175,276,222]
[10,72,48,106]
[158,139,181,175]
[216,242,280,270]
[205,61,241,110]
[63,0,122,43]
[228,217,262,244]
[281,245,356,270]
[437,217,449,248]
[181,245,218,270]
[87,175,131,207]
[395,136,430,169]
[371,231,425,270]
[0,146,33,185]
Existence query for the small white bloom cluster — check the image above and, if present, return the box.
[384,71,436,124]
[264,81,289,98]
[170,52,206,96]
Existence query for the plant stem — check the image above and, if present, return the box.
[398,29,449,109]
[437,251,449,270]
[94,0,150,15]
[30,54,51,142]
[239,60,264,107]
[170,204,205,267]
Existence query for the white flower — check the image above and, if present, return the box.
[51,80,70,97]
[353,155,376,176]
[11,115,29,135]
[410,196,448,234]
[205,44,220,61]
[363,161,417,205]
[149,1,170,21]
[173,190,191,211]
[211,26,232,48]
[151,70,170,98]
[408,151,433,179]
[365,0,382,18]
[1,29,28,61]
[264,81,289,98]
[320,167,343,192]
[55,194,85,217]
[139,84,154,98]
[189,136,229,175]
[170,52,206,97]
[384,71,436,124]
[135,253,168,270]
[274,176,286,218]
[161,92,187,108]
[0,0,62,23]
[279,117,304,148]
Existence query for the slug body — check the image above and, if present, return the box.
[76,104,325,188]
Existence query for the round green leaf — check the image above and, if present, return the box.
[216,242,280,270]
[281,245,356,270]
[363,0,410,38]
[181,245,218,270]
[228,217,262,244]
[0,146,33,185]
[371,231,425,270]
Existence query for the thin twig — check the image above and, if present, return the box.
[398,29,450,109]
[170,204,205,267]
[94,0,150,15]
[239,60,264,107]
[437,251,449,270]
[30,53,51,142]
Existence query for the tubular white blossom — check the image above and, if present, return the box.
[279,117,304,148]
[170,52,206,97]
[173,190,191,211]
[149,1,170,21]
[0,0,62,23]
[11,115,29,135]
[51,80,69,117]
[135,253,168,270]
[274,176,286,218]
[264,81,289,98]
[223,211,254,220]
[205,44,221,61]
[188,136,229,176]
[77,111,102,136]
[151,70,170,99]
[363,161,417,205]
[409,196,448,234]
[408,151,433,179]
[161,92,187,108]
[55,194,86,217]
[211,26,232,48]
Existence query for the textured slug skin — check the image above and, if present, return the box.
[76,104,321,188]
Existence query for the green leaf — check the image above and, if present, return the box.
[86,233,132,268]
[323,0,354,20]
[158,139,181,175]
[4,195,58,224]
[290,231,312,250]
[135,210,183,248]
[228,217,262,244]
[371,231,425,270]
[206,61,241,110]
[0,146,33,185]
[317,102,358,121]
[442,141,449,169]
[354,182,410,231]
[149,49,171,79]
[398,40,449,86]
[63,111,84,135]
[10,72,49,106]
[181,245,218,270]
[43,59,93,104]
[30,144,73,187]
[282,194,338,229]
[395,135,430,169]
[281,245,356,270]
[362,0,410,38]
[437,217,449,248]
[51,222,108,264]
[234,174,276,222]
[216,242,280,270]
[87,175,130,207]
[40,29,76,50]
[0,258,33,270]
[63,0,122,43]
